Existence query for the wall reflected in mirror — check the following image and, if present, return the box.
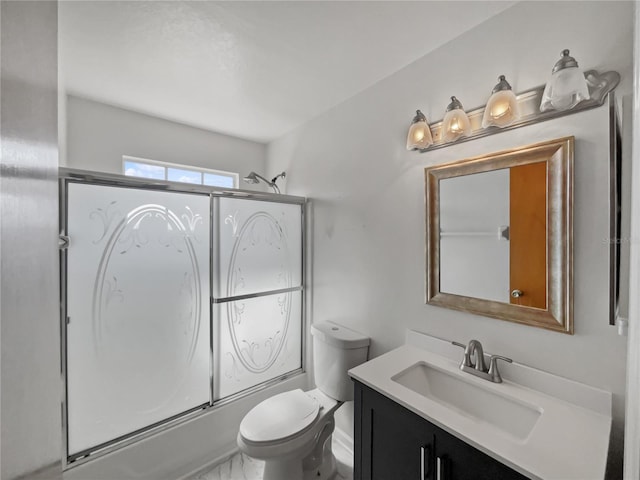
[439,162,547,310]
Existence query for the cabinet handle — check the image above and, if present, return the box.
[436,455,445,480]
[420,445,430,479]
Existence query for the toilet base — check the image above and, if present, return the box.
[261,432,337,480]
[302,434,337,480]
[263,453,336,480]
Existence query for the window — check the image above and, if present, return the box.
[123,156,238,188]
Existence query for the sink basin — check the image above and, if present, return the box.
[391,362,541,440]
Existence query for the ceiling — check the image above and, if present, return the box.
[59,1,515,143]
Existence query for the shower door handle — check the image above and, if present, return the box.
[58,235,70,250]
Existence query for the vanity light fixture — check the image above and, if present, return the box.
[540,49,590,112]
[406,110,433,150]
[406,47,620,153]
[441,96,471,142]
[482,75,519,128]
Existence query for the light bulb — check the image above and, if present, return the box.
[442,97,471,142]
[406,110,433,150]
[490,99,510,118]
[482,76,519,128]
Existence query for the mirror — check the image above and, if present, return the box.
[608,99,623,325]
[425,137,574,333]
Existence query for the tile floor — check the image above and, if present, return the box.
[190,436,353,480]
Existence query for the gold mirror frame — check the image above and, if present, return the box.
[425,137,574,334]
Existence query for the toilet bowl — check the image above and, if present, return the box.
[236,322,370,480]
[238,388,340,480]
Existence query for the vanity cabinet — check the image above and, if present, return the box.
[354,381,529,480]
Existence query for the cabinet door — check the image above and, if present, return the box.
[355,382,435,480]
[434,427,528,480]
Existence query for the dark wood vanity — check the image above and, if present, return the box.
[353,381,529,480]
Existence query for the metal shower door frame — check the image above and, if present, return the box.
[58,167,307,469]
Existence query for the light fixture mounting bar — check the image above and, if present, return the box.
[418,70,619,153]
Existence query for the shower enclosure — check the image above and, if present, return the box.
[59,169,305,466]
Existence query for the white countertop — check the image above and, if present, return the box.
[348,332,612,480]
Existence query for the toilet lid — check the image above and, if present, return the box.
[239,389,320,444]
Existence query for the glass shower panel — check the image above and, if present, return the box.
[66,183,211,455]
[214,291,302,400]
[215,198,302,298]
[213,197,303,400]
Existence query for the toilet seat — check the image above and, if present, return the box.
[239,389,320,445]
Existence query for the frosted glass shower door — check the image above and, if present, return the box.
[66,183,211,455]
[214,198,303,399]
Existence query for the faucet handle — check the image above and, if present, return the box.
[451,341,473,367]
[488,355,513,383]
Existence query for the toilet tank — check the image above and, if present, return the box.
[311,322,370,401]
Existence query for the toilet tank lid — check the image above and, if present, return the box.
[311,322,370,349]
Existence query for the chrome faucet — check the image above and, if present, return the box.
[467,339,486,373]
[452,339,512,383]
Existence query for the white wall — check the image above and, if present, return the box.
[64,95,267,183]
[1,2,61,479]
[267,1,633,476]
[624,3,640,477]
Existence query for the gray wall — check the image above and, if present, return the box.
[267,1,633,476]
[0,1,61,479]
[64,95,267,182]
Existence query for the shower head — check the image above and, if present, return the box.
[242,171,284,194]
[243,172,261,184]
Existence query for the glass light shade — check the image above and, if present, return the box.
[482,90,519,128]
[540,67,589,112]
[406,111,433,150]
[442,108,471,142]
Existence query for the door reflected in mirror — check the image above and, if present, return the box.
[426,137,573,334]
[509,161,547,309]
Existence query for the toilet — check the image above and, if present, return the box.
[237,321,370,480]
